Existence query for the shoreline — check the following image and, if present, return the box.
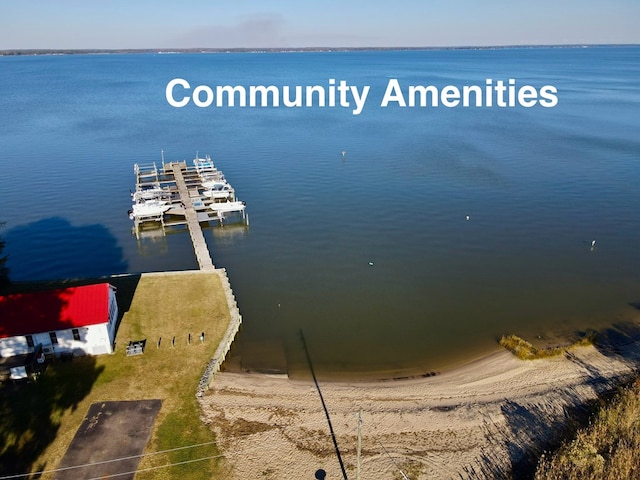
[199,325,640,479]
[222,329,609,384]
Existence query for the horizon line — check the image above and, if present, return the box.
[1,43,639,56]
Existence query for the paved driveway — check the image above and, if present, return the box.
[54,400,162,480]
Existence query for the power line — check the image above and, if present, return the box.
[85,453,225,480]
[0,441,219,480]
[0,413,348,480]
[3,367,376,480]
[3,402,423,480]
[378,440,410,480]
[5,418,390,480]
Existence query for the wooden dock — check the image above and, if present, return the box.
[166,161,215,271]
[130,154,248,272]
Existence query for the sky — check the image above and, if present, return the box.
[1,0,639,50]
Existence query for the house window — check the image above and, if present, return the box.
[72,329,81,341]
[49,332,58,345]
[26,335,34,347]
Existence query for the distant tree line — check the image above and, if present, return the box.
[0,49,161,56]
[0,46,502,57]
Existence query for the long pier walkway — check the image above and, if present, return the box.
[166,162,215,271]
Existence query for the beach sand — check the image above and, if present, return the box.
[199,333,640,479]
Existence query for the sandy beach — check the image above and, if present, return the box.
[199,330,640,480]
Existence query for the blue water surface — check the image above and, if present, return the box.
[1,46,639,378]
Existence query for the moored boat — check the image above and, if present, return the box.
[128,199,170,219]
[202,181,234,199]
[131,186,167,202]
[209,200,246,214]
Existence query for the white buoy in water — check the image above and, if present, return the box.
[466,215,470,221]
[368,261,374,266]
[342,151,346,158]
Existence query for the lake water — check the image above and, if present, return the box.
[1,46,639,379]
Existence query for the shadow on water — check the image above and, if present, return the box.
[476,319,640,479]
[0,289,105,478]
[4,217,128,281]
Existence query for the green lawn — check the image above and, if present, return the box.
[0,271,233,479]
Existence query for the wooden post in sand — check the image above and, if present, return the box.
[356,409,363,480]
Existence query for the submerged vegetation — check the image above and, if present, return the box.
[499,333,594,360]
[535,378,640,479]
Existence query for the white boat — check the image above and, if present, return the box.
[194,155,216,174]
[209,200,246,214]
[131,186,166,202]
[129,199,170,219]
[202,182,234,199]
[200,173,226,188]
[191,199,208,210]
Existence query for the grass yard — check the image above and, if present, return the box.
[0,271,233,480]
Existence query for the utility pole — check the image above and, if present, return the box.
[356,409,363,480]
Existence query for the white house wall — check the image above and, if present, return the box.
[0,336,31,357]
[0,323,113,357]
[84,324,113,355]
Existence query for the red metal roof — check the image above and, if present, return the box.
[0,283,112,339]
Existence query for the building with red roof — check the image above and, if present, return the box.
[0,283,118,361]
